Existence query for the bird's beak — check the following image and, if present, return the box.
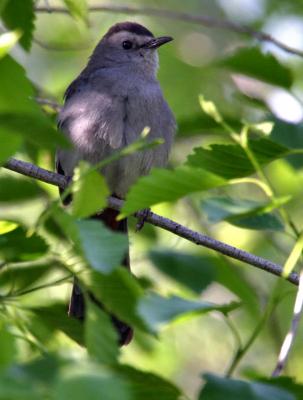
[141,36,173,49]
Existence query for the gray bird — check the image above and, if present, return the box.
[56,21,176,345]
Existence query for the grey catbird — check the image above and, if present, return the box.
[56,21,176,345]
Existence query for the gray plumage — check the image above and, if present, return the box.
[56,22,176,345]
[57,22,176,197]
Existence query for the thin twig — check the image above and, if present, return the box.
[3,157,299,286]
[272,270,303,376]
[34,4,303,58]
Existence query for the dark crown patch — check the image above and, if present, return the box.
[104,22,154,39]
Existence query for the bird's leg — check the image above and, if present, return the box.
[136,208,151,231]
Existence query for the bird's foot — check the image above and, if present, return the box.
[136,208,150,231]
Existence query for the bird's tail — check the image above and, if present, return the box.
[68,207,133,346]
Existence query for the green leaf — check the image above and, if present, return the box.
[0,175,43,202]
[219,47,293,89]
[77,220,129,274]
[0,373,42,400]
[149,250,216,294]
[199,374,295,400]
[83,269,146,331]
[199,95,223,123]
[0,220,17,234]
[138,293,239,332]
[0,112,69,150]
[187,138,290,179]
[85,301,119,365]
[121,166,225,217]
[283,231,303,277]
[213,257,260,316]
[72,162,110,218]
[1,0,35,51]
[54,363,131,400]
[0,30,21,58]
[0,130,22,164]
[0,325,16,370]
[115,365,182,400]
[201,196,285,231]
[63,0,88,22]
[0,56,69,158]
[30,303,84,346]
[256,377,303,399]
[0,225,48,262]
[0,260,64,293]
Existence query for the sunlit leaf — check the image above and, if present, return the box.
[138,292,239,332]
[77,220,128,274]
[0,30,21,58]
[72,162,109,218]
[149,250,216,294]
[63,0,88,22]
[219,47,293,88]
[199,95,223,123]
[187,138,290,179]
[121,166,225,217]
[1,0,35,51]
[0,220,18,234]
[283,232,303,277]
[85,301,119,365]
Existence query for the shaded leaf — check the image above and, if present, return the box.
[257,377,303,399]
[1,0,35,51]
[201,196,285,231]
[0,226,48,262]
[54,363,131,400]
[83,269,146,331]
[0,175,43,202]
[115,365,182,400]
[121,166,224,217]
[0,112,69,150]
[0,130,22,164]
[199,374,294,400]
[187,138,290,179]
[85,301,119,365]
[0,260,64,293]
[138,292,239,332]
[30,303,84,346]
[219,47,293,89]
[72,162,109,218]
[77,220,129,274]
[149,250,215,294]
[0,325,16,370]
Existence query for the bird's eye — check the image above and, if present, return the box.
[122,40,133,50]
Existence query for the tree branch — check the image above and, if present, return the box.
[272,270,303,376]
[3,157,299,286]
[35,4,303,58]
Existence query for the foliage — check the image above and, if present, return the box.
[1,1,303,399]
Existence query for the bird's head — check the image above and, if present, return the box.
[89,22,173,77]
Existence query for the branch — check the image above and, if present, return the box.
[3,157,299,286]
[272,270,303,376]
[35,4,303,58]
